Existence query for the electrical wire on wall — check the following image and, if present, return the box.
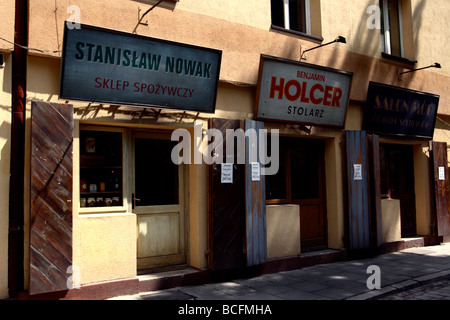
[0,36,61,56]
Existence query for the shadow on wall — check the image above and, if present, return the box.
[0,105,11,230]
[0,104,11,171]
[320,0,427,103]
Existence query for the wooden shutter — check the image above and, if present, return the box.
[208,118,245,270]
[29,101,73,295]
[344,131,371,249]
[244,119,267,266]
[430,141,450,237]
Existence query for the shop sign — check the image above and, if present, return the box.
[363,82,439,139]
[255,55,353,128]
[60,24,222,113]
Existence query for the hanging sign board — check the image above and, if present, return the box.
[60,24,222,113]
[363,82,439,139]
[255,55,353,128]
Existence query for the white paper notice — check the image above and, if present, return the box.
[353,164,362,181]
[221,163,233,183]
[439,166,446,181]
[251,162,261,181]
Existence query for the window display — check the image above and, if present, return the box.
[79,129,123,208]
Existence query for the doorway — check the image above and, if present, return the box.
[380,143,417,237]
[132,131,186,272]
[266,138,327,251]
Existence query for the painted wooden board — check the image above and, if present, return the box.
[345,131,371,249]
[430,141,450,236]
[244,119,267,266]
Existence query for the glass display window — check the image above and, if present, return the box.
[79,127,124,210]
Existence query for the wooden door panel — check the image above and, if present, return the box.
[345,131,371,250]
[209,118,245,270]
[430,141,450,236]
[137,212,181,258]
[300,205,323,240]
[30,101,73,295]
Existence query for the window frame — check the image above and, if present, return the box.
[271,0,323,41]
[78,125,128,214]
[381,0,404,57]
[265,137,325,205]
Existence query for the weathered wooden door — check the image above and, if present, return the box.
[289,139,327,250]
[29,101,73,295]
[344,131,371,250]
[380,143,417,237]
[208,119,267,270]
[133,132,185,271]
[209,119,246,270]
[430,141,450,237]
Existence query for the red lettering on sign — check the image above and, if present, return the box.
[94,78,129,90]
[310,84,324,105]
[270,77,285,100]
[332,87,343,107]
[269,77,344,107]
[284,80,301,102]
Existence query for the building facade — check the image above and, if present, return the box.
[1,0,450,299]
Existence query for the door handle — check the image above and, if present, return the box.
[132,193,141,209]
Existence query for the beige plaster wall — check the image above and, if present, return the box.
[27,0,450,113]
[0,0,15,52]
[0,53,12,299]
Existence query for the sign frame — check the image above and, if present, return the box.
[362,81,439,139]
[60,23,222,113]
[254,54,353,128]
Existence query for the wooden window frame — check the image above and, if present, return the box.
[265,137,325,205]
[77,125,128,214]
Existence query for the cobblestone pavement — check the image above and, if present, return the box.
[380,276,450,300]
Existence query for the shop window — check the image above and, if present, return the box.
[79,129,123,209]
[266,137,323,203]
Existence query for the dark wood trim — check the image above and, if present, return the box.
[8,0,28,298]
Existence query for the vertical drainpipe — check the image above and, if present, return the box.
[8,0,28,298]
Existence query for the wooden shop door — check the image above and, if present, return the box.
[380,143,417,237]
[132,132,186,272]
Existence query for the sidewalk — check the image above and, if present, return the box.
[109,243,450,300]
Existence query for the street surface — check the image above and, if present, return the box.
[380,276,450,300]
